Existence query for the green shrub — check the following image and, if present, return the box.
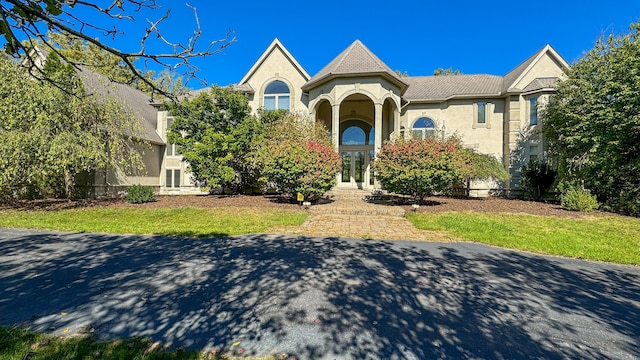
[259,114,341,201]
[520,158,556,200]
[373,136,468,203]
[125,184,156,204]
[561,188,599,212]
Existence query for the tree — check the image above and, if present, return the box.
[45,31,188,96]
[259,114,341,201]
[0,52,146,199]
[0,0,234,97]
[373,136,468,203]
[166,86,264,194]
[433,67,462,76]
[543,22,640,215]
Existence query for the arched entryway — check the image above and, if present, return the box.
[339,119,375,188]
[310,87,401,189]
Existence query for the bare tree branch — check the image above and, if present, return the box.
[0,0,236,99]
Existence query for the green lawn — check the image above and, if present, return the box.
[0,326,278,360]
[0,207,307,238]
[407,211,640,265]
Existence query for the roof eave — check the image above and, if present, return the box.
[405,92,504,104]
[302,71,408,93]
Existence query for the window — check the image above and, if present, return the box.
[477,102,487,124]
[341,126,366,145]
[530,97,538,125]
[166,117,180,156]
[165,169,181,188]
[411,117,435,140]
[529,145,539,162]
[167,143,180,157]
[263,80,290,111]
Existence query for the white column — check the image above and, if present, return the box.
[374,103,383,154]
[332,104,340,152]
[394,106,400,140]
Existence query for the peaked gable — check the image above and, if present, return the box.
[503,44,570,92]
[238,38,310,85]
[302,40,408,92]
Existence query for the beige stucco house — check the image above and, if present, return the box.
[87,38,570,196]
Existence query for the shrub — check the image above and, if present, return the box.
[125,184,156,204]
[259,115,341,201]
[520,158,556,200]
[373,136,468,203]
[561,188,599,212]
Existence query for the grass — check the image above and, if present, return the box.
[0,326,285,360]
[407,211,640,265]
[0,207,307,238]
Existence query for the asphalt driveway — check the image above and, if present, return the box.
[1,228,639,359]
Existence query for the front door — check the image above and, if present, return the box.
[340,148,374,188]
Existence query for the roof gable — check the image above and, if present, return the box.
[238,38,310,85]
[503,44,570,92]
[302,40,408,92]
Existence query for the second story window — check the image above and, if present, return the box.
[530,97,539,125]
[264,80,290,111]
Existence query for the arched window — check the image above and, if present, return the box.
[263,80,290,111]
[341,126,366,145]
[412,117,435,140]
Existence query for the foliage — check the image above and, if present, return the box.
[519,158,556,200]
[560,188,599,212]
[0,53,145,199]
[373,136,468,203]
[166,86,265,194]
[543,22,640,215]
[43,32,189,96]
[0,206,306,238]
[125,184,156,204]
[1,0,234,97]
[460,150,509,195]
[433,67,462,76]
[407,212,640,265]
[259,114,341,201]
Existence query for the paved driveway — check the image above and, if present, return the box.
[1,228,639,359]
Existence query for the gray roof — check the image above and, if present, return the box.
[522,77,559,92]
[502,45,547,92]
[76,66,164,145]
[403,74,504,102]
[303,40,408,91]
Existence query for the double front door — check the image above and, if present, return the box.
[340,147,374,189]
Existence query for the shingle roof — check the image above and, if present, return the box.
[77,66,164,145]
[403,74,504,102]
[522,77,560,92]
[302,40,408,91]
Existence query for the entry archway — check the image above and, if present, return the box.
[339,119,375,188]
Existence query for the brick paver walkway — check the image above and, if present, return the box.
[271,190,447,241]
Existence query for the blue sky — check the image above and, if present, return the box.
[53,1,640,88]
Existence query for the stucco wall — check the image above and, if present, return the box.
[244,47,309,114]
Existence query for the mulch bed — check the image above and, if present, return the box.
[397,196,589,219]
[0,194,616,219]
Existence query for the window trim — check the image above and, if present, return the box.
[473,101,492,129]
[165,168,181,189]
[529,97,539,126]
[410,117,436,140]
[263,79,291,111]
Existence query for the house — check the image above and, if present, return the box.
[65,39,569,196]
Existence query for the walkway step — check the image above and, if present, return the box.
[309,189,405,216]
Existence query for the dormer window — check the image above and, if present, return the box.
[264,80,290,111]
